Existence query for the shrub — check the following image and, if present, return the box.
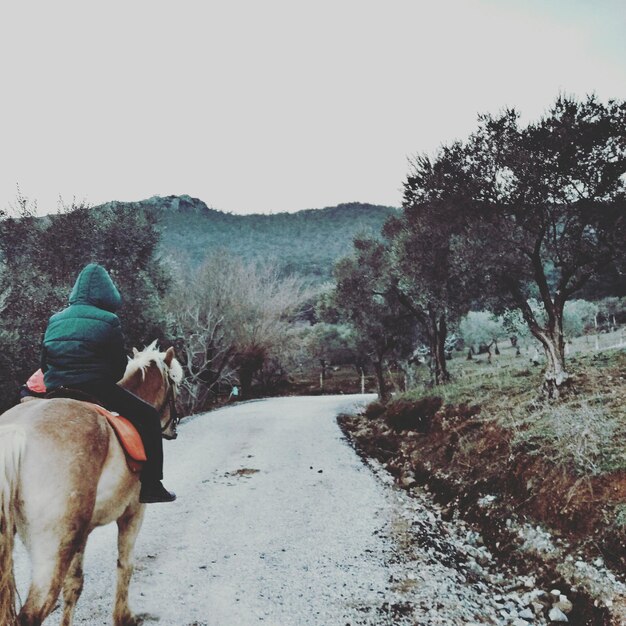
[364,401,386,420]
[385,396,443,432]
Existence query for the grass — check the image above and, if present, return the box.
[405,343,541,415]
[401,341,626,479]
[512,402,623,476]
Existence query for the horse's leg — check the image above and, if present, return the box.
[60,546,86,626]
[114,504,145,626]
[18,531,87,626]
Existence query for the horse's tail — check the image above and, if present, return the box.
[0,424,25,625]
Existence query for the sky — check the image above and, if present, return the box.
[0,0,624,215]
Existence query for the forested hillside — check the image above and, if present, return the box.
[0,196,395,412]
[99,196,398,281]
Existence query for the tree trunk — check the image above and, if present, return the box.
[511,284,570,398]
[373,360,389,402]
[533,308,570,398]
[387,364,402,394]
[402,360,416,390]
[540,336,569,398]
[320,359,327,388]
[392,291,449,385]
[428,309,450,385]
[235,346,265,399]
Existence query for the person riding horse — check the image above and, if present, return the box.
[41,263,176,503]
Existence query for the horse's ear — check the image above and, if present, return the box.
[164,346,175,366]
[132,347,140,358]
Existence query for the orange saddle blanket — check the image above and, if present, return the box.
[88,403,146,472]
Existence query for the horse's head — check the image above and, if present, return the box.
[122,341,184,440]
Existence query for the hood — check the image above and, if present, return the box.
[69,264,122,312]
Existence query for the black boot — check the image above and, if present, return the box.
[140,480,176,503]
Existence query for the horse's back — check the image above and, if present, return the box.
[1,397,110,456]
[1,398,111,532]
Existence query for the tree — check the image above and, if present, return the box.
[597,296,626,329]
[165,253,310,412]
[385,148,484,384]
[329,238,415,401]
[459,311,506,360]
[302,323,358,388]
[562,299,598,339]
[0,200,170,412]
[403,95,626,396]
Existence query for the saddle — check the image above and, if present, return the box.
[46,387,146,472]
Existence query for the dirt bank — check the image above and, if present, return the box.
[338,400,626,626]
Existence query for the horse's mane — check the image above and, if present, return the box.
[124,340,184,388]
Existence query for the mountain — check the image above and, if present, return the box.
[98,195,398,281]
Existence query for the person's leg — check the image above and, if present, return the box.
[72,381,174,502]
[95,383,164,484]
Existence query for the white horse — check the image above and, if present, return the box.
[0,342,183,626]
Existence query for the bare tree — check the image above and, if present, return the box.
[166,253,311,413]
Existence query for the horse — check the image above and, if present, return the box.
[0,341,183,626]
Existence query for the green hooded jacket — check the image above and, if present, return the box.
[42,263,128,389]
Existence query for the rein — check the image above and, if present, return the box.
[158,374,179,439]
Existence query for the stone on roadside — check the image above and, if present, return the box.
[401,475,417,488]
[548,606,569,622]
[518,607,535,620]
[556,596,573,614]
[531,601,544,615]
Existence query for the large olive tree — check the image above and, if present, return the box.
[402,95,625,396]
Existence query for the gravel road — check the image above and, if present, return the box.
[14,394,555,625]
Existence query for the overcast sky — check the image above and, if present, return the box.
[1,0,624,215]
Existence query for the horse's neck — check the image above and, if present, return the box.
[120,366,160,405]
